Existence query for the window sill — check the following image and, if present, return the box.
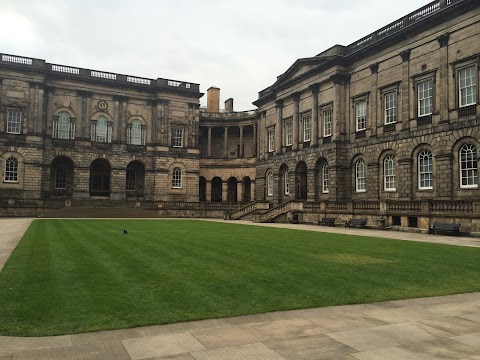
[460,185,478,189]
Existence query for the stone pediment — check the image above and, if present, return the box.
[273,56,332,87]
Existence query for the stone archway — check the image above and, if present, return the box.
[211,177,222,202]
[199,176,207,201]
[242,176,251,202]
[295,161,307,200]
[227,177,238,202]
[89,158,111,197]
[50,156,74,196]
[126,160,145,198]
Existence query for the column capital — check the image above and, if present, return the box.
[437,33,450,48]
[330,73,351,85]
[275,99,283,108]
[369,63,379,74]
[309,83,320,93]
[400,49,411,62]
[292,92,300,101]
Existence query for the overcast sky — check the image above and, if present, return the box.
[1,0,424,110]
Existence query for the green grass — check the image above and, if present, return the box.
[1,219,480,336]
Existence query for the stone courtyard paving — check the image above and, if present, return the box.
[0,218,480,359]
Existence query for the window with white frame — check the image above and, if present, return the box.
[322,163,329,193]
[53,112,75,139]
[284,168,289,195]
[126,169,136,191]
[384,92,397,124]
[302,113,311,142]
[91,116,112,143]
[6,109,21,134]
[355,159,366,192]
[267,170,273,196]
[384,155,396,191]
[127,120,146,145]
[55,166,67,189]
[459,66,477,107]
[460,144,478,188]
[172,127,184,148]
[4,157,18,182]
[172,167,182,188]
[267,128,275,152]
[355,100,367,131]
[417,79,433,117]
[418,150,433,190]
[322,107,332,137]
[284,120,292,146]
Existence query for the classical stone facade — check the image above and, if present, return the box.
[1,0,480,232]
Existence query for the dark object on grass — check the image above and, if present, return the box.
[124,229,128,235]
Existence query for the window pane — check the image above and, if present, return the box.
[384,155,396,190]
[173,127,183,147]
[267,171,273,196]
[384,92,397,124]
[57,112,71,139]
[418,80,433,116]
[356,100,367,131]
[131,120,142,145]
[126,169,136,191]
[355,159,366,192]
[459,66,477,107]
[323,108,332,137]
[322,163,329,193]
[460,144,478,187]
[418,150,433,189]
[7,110,21,134]
[55,166,67,189]
[96,117,108,143]
[5,157,18,182]
[172,167,182,188]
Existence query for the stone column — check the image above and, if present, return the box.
[114,96,121,142]
[223,127,228,158]
[222,180,227,202]
[330,74,350,142]
[253,124,257,158]
[37,85,44,136]
[400,50,411,130]
[275,100,283,154]
[148,98,158,145]
[239,125,244,157]
[396,158,412,200]
[310,84,319,147]
[369,63,379,136]
[292,93,300,151]
[45,86,54,135]
[28,83,36,134]
[206,180,212,202]
[437,33,450,123]
[207,126,212,157]
[121,97,128,144]
[237,181,243,202]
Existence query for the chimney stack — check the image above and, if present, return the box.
[206,87,220,112]
[225,98,234,113]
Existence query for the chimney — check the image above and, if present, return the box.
[207,87,220,112]
[225,98,234,113]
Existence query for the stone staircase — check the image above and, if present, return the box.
[255,201,304,223]
[229,201,270,220]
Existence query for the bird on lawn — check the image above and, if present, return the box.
[124,229,128,235]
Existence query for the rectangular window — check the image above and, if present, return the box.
[172,127,184,148]
[267,129,275,152]
[285,121,292,146]
[322,107,332,137]
[459,66,477,107]
[55,167,67,189]
[384,92,397,124]
[418,79,433,116]
[6,110,21,134]
[126,169,135,191]
[355,100,367,131]
[302,113,311,142]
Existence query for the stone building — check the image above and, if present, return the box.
[1,0,480,232]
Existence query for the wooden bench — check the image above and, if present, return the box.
[318,217,336,227]
[428,222,460,236]
[345,218,367,228]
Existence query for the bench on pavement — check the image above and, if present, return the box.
[345,218,367,228]
[318,217,336,227]
[428,222,460,236]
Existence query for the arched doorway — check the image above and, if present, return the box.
[50,156,74,196]
[242,176,251,202]
[90,159,111,197]
[199,176,207,201]
[211,177,222,202]
[227,177,237,202]
[126,161,145,198]
[295,161,307,200]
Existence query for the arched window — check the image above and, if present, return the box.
[172,167,182,188]
[384,155,396,191]
[355,159,366,192]
[267,171,273,196]
[460,144,478,188]
[91,116,112,143]
[284,169,289,195]
[53,112,74,139]
[322,163,329,193]
[418,150,433,190]
[127,120,146,146]
[4,157,18,182]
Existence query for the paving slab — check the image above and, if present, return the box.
[419,316,480,336]
[0,336,71,357]
[452,331,480,351]
[368,322,451,344]
[190,343,285,360]
[241,318,328,342]
[362,306,440,324]
[398,337,480,359]
[142,354,195,360]
[351,347,424,360]
[308,313,388,332]
[122,332,206,360]
[326,328,401,352]
[190,326,258,349]
[70,328,144,346]
[0,218,33,271]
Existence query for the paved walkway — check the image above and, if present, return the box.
[0,218,479,359]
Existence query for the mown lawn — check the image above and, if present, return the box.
[0,219,479,336]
